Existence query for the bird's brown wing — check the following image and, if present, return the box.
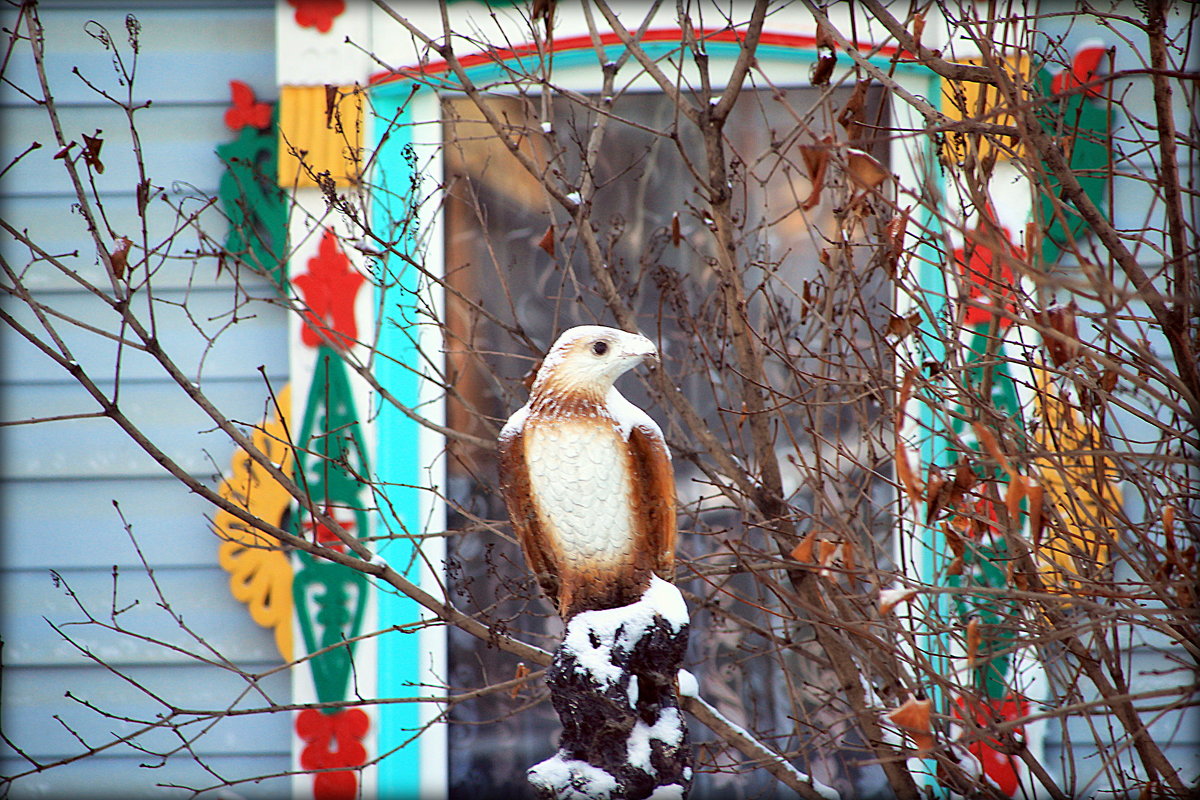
[628,424,677,579]
[497,420,560,606]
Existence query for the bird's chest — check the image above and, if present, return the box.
[523,416,637,565]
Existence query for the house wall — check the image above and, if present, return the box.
[0,2,290,797]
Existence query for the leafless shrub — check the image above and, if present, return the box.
[2,1,1195,798]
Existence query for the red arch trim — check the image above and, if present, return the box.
[369,28,905,86]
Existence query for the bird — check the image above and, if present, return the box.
[497,325,676,617]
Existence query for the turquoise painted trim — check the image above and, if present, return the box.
[913,69,951,797]
[917,67,951,643]
[372,84,429,799]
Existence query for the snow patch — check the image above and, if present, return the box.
[562,576,688,694]
[627,707,685,772]
[641,575,689,629]
[528,752,618,799]
[676,669,699,698]
[647,784,685,800]
[499,403,530,441]
[811,778,842,800]
[604,387,650,439]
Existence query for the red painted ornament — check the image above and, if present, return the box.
[292,228,365,351]
[288,0,346,34]
[953,695,1028,796]
[1051,44,1108,99]
[223,80,271,132]
[954,210,1024,330]
[296,707,370,800]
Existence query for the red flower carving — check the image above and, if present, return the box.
[288,0,346,34]
[1051,43,1108,99]
[223,80,271,132]
[954,211,1024,330]
[296,708,370,800]
[953,695,1028,796]
[292,229,365,350]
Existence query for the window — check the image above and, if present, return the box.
[371,59,894,791]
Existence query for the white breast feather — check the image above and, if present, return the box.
[524,417,636,568]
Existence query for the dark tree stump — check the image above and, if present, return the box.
[528,577,691,799]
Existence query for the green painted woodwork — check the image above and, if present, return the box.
[291,348,372,707]
[1032,66,1112,266]
[216,107,288,286]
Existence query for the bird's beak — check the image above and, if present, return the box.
[627,333,659,365]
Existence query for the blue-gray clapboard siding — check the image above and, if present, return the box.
[0,2,290,797]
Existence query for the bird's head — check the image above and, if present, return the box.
[530,325,658,402]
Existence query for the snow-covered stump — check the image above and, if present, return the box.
[529,576,692,800]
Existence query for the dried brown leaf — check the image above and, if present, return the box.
[110,236,132,280]
[885,207,911,273]
[973,422,1014,479]
[1037,302,1081,366]
[537,225,556,257]
[846,149,889,190]
[837,79,870,139]
[82,130,104,174]
[942,522,965,558]
[966,617,981,669]
[886,311,921,340]
[923,463,947,523]
[511,662,530,698]
[324,84,338,128]
[670,212,682,247]
[887,695,933,754]
[879,587,919,615]
[895,440,924,511]
[947,461,978,510]
[811,23,837,86]
[532,0,555,25]
[1005,474,1027,524]
[1010,562,1029,591]
[790,530,817,563]
[817,539,839,568]
[912,11,926,50]
[910,731,935,754]
[798,139,830,211]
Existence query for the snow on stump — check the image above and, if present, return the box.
[529,576,692,799]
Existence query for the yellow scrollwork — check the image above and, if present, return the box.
[215,385,294,661]
[1032,370,1121,589]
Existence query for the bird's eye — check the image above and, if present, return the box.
[591,340,609,356]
